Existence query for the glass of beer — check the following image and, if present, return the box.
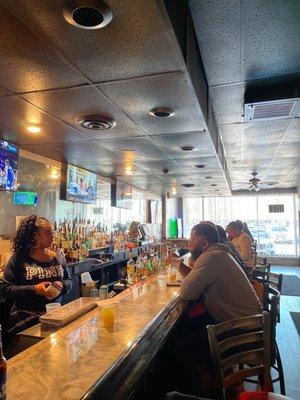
[101,303,117,327]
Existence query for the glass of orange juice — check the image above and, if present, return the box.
[101,303,117,327]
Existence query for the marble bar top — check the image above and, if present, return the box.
[7,276,182,400]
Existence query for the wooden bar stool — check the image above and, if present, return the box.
[207,312,290,400]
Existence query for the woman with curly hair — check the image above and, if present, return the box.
[0,215,72,337]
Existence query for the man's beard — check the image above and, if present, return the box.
[191,247,202,261]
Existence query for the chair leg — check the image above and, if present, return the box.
[276,342,286,395]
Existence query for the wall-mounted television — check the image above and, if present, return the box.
[111,181,132,209]
[13,191,38,206]
[0,140,19,191]
[60,164,97,204]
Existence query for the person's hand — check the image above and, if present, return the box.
[34,282,51,297]
[170,257,182,269]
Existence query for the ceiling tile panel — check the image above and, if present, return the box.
[99,137,167,161]
[210,84,245,124]
[189,0,242,85]
[284,118,300,143]
[100,73,206,134]
[22,86,144,140]
[3,0,181,83]
[0,96,87,145]
[244,0,300,80]
[22,141,120,166]
[0,5,87,93]
[149,131,215,158]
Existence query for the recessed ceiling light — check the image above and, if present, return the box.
[27,126,41,134]
[211,184,217,187]
[215,189,220,192]
[180,146,195,151]
[63,0,113,30]
[205,176,212,179]
[181,183,195,188]
[124,169,133,176]
[194,164,206,168]
[74,114,116,130]
[149,107,175,117]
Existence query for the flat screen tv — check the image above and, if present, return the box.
[111,181,132,209]
[13,191,38,206]
[0,140,19,191]
[60,164,97,204]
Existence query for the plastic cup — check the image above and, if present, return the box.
[101,303,116,327]
[157,274,167,288]
[167,270,177,285]
[46,303,61,313]
[99,285,108,300]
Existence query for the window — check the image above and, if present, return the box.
[184,194,299,257]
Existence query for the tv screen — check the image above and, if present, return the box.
[13,191,38,205]
[0,140,19,191]
[111,181,132,209]
[61,164,97,204]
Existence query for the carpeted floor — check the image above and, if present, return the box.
[281,274,300,296]
[290,312,300,335]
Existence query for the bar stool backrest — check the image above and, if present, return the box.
[255,271,283,293]
[207,312,272,400]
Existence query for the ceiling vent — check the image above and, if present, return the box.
[244,99,297,122]
[63,0,113,30]
[75,114,116,130]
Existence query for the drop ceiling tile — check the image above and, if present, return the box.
[100,73,206,134]
[22,86,144,140]
[0,96,87,145]
[3,0,181,83]
[284,118,300,143]
[244,1,300,80]
[189,0,242,85]
[0,5,87,93]
[149,131,215,158]
[99,137,166,161]
[21,141,120,167]
[210,84,245,125]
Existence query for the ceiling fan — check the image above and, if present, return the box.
[234,172,278,192]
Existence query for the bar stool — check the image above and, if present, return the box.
[207,312,291,400]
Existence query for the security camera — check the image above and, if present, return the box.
[163,168,169,174]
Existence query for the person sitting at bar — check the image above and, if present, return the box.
[215,224,250,277]
[166,223,261,396]
[235,219,254,242]
[226,220,252,265]
[0,215,72,337]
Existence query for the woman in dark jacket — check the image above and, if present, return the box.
[0,215,72,337]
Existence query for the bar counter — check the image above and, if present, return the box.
[7,276,183,400]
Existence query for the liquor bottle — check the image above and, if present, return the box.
[0,326,7,400]
[127,252,136,284]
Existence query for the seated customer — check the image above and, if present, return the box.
[169,223,261,396]
[226,221,252,265]
[215,224,249,277]
[0,215,72,338]
[236,219,254,242]
[179,223,261,325]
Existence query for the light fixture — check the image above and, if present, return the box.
[211,184,217,187]
[27,125,41,134]
[181,183,195,188]
[63,0,113,30]
[171,187,177,195]
[149,107,175,117]
[254,186,260,192]
[205,176,212,179]
[180,146,195,151]
[194,164,206,168]
[47,165,60,180]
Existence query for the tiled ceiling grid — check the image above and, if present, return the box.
[189,0,300,191]
[0,0,230,197]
